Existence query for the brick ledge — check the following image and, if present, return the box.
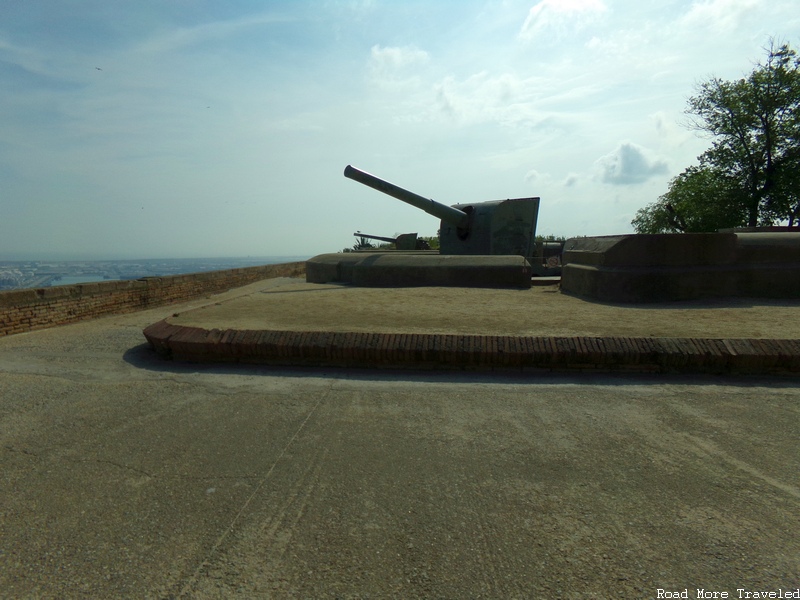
[142,320,800,375]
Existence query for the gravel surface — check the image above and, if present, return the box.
[169,278,800,339]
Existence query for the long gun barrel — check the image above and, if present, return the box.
[344,165,469,230]
[354,232,397,244]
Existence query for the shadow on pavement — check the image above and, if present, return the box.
[123,341,796,388]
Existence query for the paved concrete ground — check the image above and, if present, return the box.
[0,282,798,598]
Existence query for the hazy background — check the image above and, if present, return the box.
[2,0,798,260]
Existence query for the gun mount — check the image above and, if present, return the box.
[344,165,540,257]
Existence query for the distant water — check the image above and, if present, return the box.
[0,256,310,291]
[53,275,114,286]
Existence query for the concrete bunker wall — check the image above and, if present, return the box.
[561,232,800,302]
[306,253,533,289]
[0,261,306,337]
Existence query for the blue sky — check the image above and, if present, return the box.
[1,0,798,260]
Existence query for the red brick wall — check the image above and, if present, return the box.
[0,261,306,337]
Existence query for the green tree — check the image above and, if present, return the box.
[633,40,800,232]
[419,235,440,250]
[631,166,748,233]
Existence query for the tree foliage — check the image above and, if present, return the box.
[633,40,800,233]
[631,166,748,233]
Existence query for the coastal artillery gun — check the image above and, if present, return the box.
[305,166,543,288]
[353,232,431,251]
[344,165,540,258]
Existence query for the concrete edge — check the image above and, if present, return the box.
[305,253,533,288]
[142,320,800,376]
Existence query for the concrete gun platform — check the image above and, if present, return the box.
[144,278,800,375]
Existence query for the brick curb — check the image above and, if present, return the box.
[143,320,800,375]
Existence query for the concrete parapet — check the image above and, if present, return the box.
[561,232,800,302]
[562,233,737,268]
[306,253,532,288]
[305,252,395,284]
[560,263,740,303]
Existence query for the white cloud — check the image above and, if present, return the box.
[524,168,579,189]
[432,71,546,128]
[137,13,292,54]
[651,111,695,149]
[563,173,580,187]
[0,34,73,81]
[680,0,760,33]
[525,169,543,183]
[368,44,430,84]
[519,0,608,41]
[595,141,669,185]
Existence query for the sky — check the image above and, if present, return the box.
[1,0,798,260]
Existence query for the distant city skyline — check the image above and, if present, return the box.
[2,1,798,260]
